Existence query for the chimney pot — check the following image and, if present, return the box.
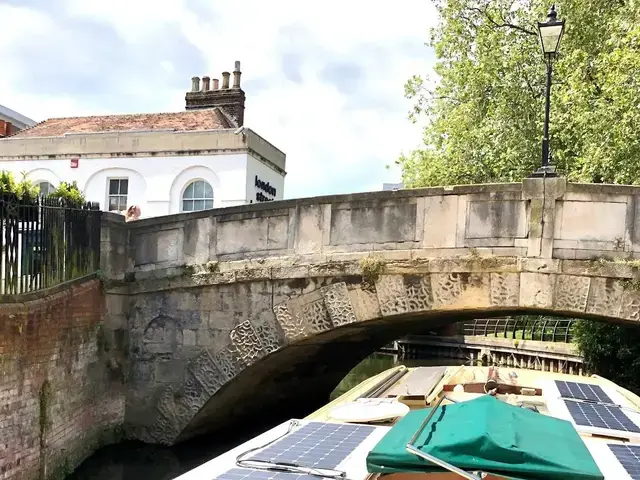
[221,72,231,89]
[212,78,219,90]
[201,76,210,91]
[233,61,242,89]
[191,76,201,92]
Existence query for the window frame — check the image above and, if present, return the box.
[36,181,56,196]
[181,179,214,213]
[107,177,129,212]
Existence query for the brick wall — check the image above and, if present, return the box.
[0,120,21,137]
[0,277,125,480]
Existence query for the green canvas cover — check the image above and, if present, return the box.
[366,395,604,480]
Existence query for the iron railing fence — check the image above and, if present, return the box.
[461,317,576,343]
[0,196,101,295]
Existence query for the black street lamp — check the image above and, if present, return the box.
[531,4,565,178]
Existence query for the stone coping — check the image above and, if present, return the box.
[0,272,98,304]
[117,179,640,230]
[109,253,640,295]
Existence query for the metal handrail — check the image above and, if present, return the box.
[463,317,575,343]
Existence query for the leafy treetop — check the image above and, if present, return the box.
[0,171,86,205]
[399,0,640,187]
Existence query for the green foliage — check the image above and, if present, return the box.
[360,256,386,287]
[47,181,86,206]
[399,1,640,390]
[573,320,640,394]
[0,170,39,200]
[15,172,39,200]
[398,0,640,187]
[0,170,18,194]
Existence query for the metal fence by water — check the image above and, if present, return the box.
[462,317,575,343]
[0,196,101,295]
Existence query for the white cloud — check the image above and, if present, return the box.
[0,0,439,198]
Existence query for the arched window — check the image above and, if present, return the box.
[182,180,214,212]
[37,181,55,196]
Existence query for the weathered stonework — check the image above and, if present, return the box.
[0,278,124,480]
[122,253,640,445]
[102,178,640,446]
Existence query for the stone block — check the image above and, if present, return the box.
[555,200,627,242]
[183,329,197,346]
[134,228,181,265]
[216,215,289,255]
[329,201,417,245]
[422,196,458,248]
[520,272,555,308]
[155,360,186,383]
[183,217,213,264]
[466,200,527,239]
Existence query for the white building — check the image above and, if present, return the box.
[0,62,286,217]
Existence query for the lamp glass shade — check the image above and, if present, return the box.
[538,21,565,55]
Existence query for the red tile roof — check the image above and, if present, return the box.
[9,107,236,138]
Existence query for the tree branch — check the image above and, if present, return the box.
[470,6,537,36]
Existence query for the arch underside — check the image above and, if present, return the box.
[142,265,640,446]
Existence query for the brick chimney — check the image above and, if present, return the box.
[185,61,246,126]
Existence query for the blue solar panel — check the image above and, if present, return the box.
[248,422,376,469]
[609,444,640,479]
[213,467,318,480]
[565,401,640,433]
[555,381,613,403]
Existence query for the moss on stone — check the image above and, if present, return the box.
[622,278,640,291]
[360,256,385,287]
[183,264,196,275]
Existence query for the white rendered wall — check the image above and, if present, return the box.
[245,154,285,204]
[0,153,262,217]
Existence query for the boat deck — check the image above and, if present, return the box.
[177,364,640,480]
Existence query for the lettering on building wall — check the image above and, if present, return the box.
[255,175,276,203]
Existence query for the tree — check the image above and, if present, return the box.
[399,0,640,187]
[573,320,640,393]
[399,0,640,392]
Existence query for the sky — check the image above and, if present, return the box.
[0,0,439,199]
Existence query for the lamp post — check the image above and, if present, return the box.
[531,4,565,178]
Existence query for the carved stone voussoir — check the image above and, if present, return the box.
[253,316,286,355]
[147,411,181,445]
[586,277,624,318]
[230,320,266,365]
[188,349,226,395]
[155,385,197,431]
[273,303,305,342]
[300,298,333,335]
[320,282,357,327]
[553,275,590,313]
[211,344,245,381]
[404,274,434,313]
[181,371,210,411]
[520,272,555,309]
[620,289,640,323]
[347,285,382,322]
[375,275,409,317]
[489,273,520,307]
[431,272,490,309]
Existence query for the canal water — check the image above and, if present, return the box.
[68,353,464,479]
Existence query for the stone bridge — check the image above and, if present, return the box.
[99,177,640,446]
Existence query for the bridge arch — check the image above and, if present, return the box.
[141,257,640,445]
